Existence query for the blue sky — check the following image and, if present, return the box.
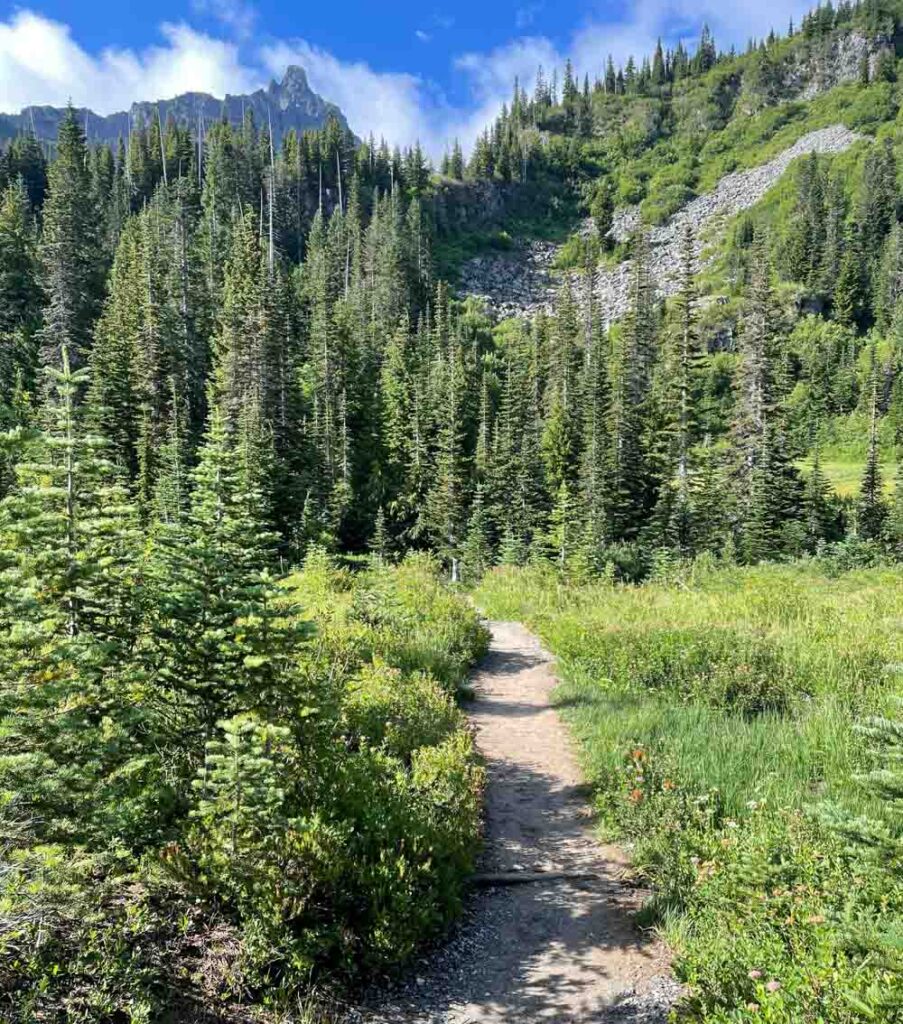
[0,0,815,154]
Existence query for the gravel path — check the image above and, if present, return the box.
[343,622,677,1024]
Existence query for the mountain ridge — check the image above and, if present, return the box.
[0,65,351,146]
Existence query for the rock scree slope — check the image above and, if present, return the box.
[459,124,864,321]
[345,620,676,1024]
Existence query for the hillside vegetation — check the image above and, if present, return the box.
[476,561,903,1022]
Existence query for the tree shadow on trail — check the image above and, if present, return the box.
[469,647,550,680]
[351,758,671,1024]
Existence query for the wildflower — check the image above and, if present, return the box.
[765,980,781,993]
[662,778,676,791]
[748,970,763,980]
[746,1003,760,1012]
[628,788,644,804]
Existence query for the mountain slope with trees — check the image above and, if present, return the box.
[1,0,903,1019]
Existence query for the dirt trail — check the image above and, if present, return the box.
[347,621,676,1024]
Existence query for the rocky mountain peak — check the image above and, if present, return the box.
[276,65,311,94]
[0,64,350,145]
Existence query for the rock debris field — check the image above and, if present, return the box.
[458,125,864,322]
[342,621,677,1024]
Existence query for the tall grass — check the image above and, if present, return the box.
[475,561,903,1022]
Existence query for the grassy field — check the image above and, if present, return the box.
[807,458,898,498]
[475,561,903,1022]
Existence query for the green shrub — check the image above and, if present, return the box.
[343,663,463,761]
[0,849,244,1023]
[3,554,487,1017]
[552,232,601,269]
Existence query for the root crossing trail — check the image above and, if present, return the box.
[347,622,677,1024]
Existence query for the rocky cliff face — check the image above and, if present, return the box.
[0,65,350,146]
[431,178,573,235]
[795,31,896,99]
[456,26,895,323]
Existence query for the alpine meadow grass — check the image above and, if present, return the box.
[475,560,903,1022]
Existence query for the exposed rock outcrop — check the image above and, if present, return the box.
[796,31,895,99]
[459,124,865,324]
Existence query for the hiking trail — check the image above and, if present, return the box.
[345,621,677,1024]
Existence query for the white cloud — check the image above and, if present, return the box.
[0,10,259,114]
[415,29,432,43]
[191,0,258,40]
[0,1,825,158]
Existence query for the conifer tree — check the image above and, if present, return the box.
[857,139,897,264]
[732,232,776,517]
[820,171,846,299]
[886,457,903,553]
[875,222,903,332]
[450,140,465,180]
[834,222,868,330]
[741,440,779,563]
[370,505,390,562]
[786,153,826,288]
[379,312,418,536]
[424,314,469,580]
[462,483,494,581]
[0,346,147,844]
[606,234,657,540]
[491,321,545,555]
[3,130,47,211]
[803,443,837,550]
[690,436,729,552]
[857,345,887,540]
[577,311,610,568]
[146,401,295,729]
[652,225,702,551]
[541,282,582,556]
[39,107,105,372]
[0,179,41,400]
[153,377,192,526]
[89,190,205,509]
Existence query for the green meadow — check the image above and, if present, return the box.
[476,562,903,1022]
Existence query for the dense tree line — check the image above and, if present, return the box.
[2,98,903,587]
[0,109,490,1017]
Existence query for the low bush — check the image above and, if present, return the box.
[1,554,488,1020]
